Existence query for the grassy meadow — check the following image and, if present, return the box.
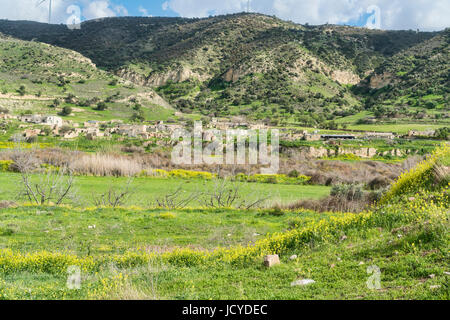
[0,145,448,300]
[0,173,331,207]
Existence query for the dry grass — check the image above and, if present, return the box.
[0,146,418,184]
[278,184,382,213]
[70,154,146,177]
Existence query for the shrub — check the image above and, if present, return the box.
[60,106,72,116]
[151,169,216,180]
[368,176,390,190]
[235,173,310,185]
[331,184,364,201]
[381,144,449,203]
[158,212,177,219]
[288,169,299,178]
[0,160,13,172]
[96,102,108,111]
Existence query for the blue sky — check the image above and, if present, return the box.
[112,0,178,17]
[0,0,448,31]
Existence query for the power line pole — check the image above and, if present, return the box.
[247,0,250,13]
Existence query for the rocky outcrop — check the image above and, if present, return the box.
[117,66,209,87]
[369,72,394,89]
[147,67,209,87]
[331,70,361,85]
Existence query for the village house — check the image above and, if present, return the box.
[364,132,395,140]
[321,134,357,140]
[61,130,79,139]
[0,113,15,120]
[23,129,41,138]
[20,114,63,127]
[44,116,63,127]
[84,120,100,128]
[304,133,321,141]
[117,124,148,138]
[408,130,435,138]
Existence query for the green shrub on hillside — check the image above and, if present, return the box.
[381,144,449,203]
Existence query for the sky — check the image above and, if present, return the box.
[0,0,448,31]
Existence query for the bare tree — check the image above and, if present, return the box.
[12,147,76,205]
[155,186,200,209]
[92,178,134,208]
[19,166,75,205]
[201,178,269,209]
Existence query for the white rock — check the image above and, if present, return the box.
[430,285,441,290]
[291,279,315,286]
[263,255,280,267]
[289,255,298,260]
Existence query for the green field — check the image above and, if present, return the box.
[0,173,331,207]
[346,123,448,134]
[0,146,448,300]
[0,196,447,300]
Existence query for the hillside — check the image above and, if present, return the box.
[0,13,445,125]
[359,29,449,115]
[0,34,173,122]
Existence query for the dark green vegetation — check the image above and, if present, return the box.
[0,14,448,129]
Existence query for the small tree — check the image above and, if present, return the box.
[96,102,108,111]
[92,179,134,208]
[17,85,26,96]
[60,106,72,116]
[13,149,76,205]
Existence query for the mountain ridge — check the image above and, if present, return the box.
[0,13,447,123]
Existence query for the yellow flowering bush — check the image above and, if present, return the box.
[381,144,449,203]
[235,173,311,185]
[0,249,97,274]
[0,160,13,172]
[87,273,129,300]
[149,169,216,180]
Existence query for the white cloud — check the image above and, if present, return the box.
[164,0,450,31]
[0,0,448,30]
[138,6,151,17]
[114,5,128,16]
[0,0,69,23]
[83,1,128,20]
[0,0,128,24]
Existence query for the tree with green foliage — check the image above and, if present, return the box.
[60,106,72,116]
[434,127,449,140]
[17,85,26,96]
[96,102,108,111]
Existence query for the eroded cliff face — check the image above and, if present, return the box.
[331,70,361,85]
[117,66,209,87]
[146,67,210,87]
